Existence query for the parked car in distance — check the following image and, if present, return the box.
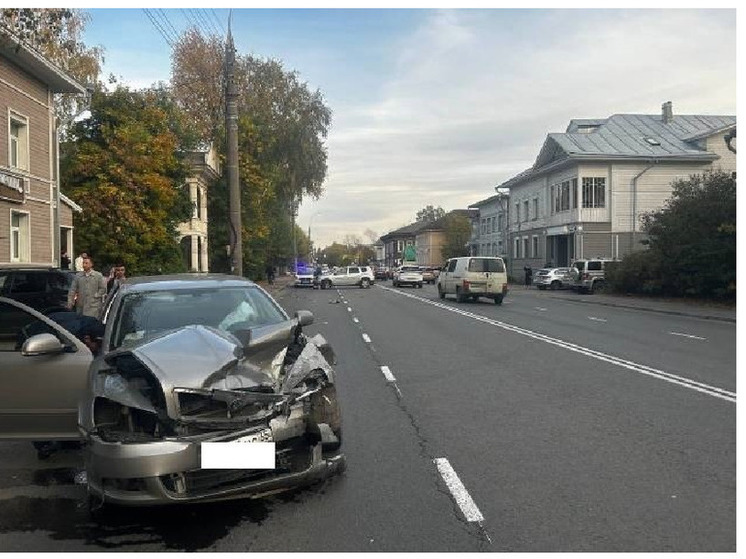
[0,266,75,314]
[0,274,345,508]
[570,258,617,293]
[420,267,439,284]
[393,265,423,288]
[533,267,574,290]
[319,266,374,289]
[374,267,390,280]
[437,256,508,304]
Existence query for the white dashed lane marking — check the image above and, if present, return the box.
[588,316,607,322]
[380,366,396,382]
[535,307,547,311]
[353,317,359,323]
[434,458,484,523]
[362,333,371,343]
[347,307,352,312]
[670,332,707,340]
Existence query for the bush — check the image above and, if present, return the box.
[605,251,663,295]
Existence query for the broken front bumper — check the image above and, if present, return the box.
[85,434,346,506]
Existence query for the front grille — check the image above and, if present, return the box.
[160,439,312,496]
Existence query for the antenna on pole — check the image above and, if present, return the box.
[225,10,242,275]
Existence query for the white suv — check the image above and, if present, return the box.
[320,266,374,289]
[392,265,423,288]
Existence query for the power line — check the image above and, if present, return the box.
[143,9,174,47]
[156,9,180,40]
[193,9,218,37]
[210,9,227,35]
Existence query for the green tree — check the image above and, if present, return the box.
[171,29,331,277]
[639,170,736,298]
[441,213,472,261]
[60,86,197,275]
[416,205,446,223]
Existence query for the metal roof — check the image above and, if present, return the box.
[0,28,86,94]
[498,111,736,190]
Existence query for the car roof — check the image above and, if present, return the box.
[118,274,258,293]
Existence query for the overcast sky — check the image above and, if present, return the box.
[85,8,737,249]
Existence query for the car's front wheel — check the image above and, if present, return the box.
[494,294,504,305]
[321,279,332,290]
[550,281,560,290]
[361,278,370,288]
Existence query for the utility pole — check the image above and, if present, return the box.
[225,17,242,275]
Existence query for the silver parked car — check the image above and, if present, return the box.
[0,274,345,508]
[533,267,574,290]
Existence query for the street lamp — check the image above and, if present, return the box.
[308,211,322,261]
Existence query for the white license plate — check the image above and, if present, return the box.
[201,429,275,469]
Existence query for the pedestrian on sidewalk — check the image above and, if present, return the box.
[67,255,107,318]
[524,265,533,289]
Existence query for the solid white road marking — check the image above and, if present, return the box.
[588,316,607,322]
[362,333,371,343]
[353,317,359,323]
[377,285,734,403]
[380,366,396,382]
[434,458,484,523]
[670,332,707,340]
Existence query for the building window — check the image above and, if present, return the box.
[532,236,539,258]
[497,214,503,231]
[523,200,529,222]
[571,178,578,208]
[532,198,539,220]
[514,238,520,258]
[9,112,29,171]
[10,211,30,262]
[582,177,606,208]
[552,180,573,213]
[515,203,520,224]
[522,237,529,259]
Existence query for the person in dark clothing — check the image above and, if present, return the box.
[265,264,275,285]
[524,265,533,288]
[107,263,126,293]
[313,264,322,289]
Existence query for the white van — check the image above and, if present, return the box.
[437,256,509,304]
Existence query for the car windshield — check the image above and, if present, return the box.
[467,258,505,273]
[110,286,287,350]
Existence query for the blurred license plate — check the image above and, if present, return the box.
[201,429,275,469]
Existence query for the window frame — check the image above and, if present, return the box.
[10,209,30,262]
[8,110,30,171]
[582,177,606,208]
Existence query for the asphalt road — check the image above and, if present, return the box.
[0,281,735,551]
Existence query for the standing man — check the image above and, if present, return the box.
[60,250,71,270]
[523,265,533,289]
[107,263,126,293]
[68,255,107,318]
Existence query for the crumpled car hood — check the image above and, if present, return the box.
[102,321,331,393]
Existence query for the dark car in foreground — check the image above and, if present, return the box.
[0,266,74,314]
[0,274,345,508]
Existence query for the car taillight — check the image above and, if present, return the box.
[462,280,470,290]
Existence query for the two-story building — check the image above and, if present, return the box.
[468,191,509,258]
[496,102,736,276]
[0,30,86,266]
[177,145,220,272]
[379,222,426,269]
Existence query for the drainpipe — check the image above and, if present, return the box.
[631,161,656,250]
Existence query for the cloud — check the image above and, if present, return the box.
[300,9,735,249]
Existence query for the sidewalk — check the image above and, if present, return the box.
[540,289,736,323]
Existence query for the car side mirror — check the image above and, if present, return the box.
[295,310,314,327]
[21,333,66,356]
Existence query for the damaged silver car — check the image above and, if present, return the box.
[1,275,345,507]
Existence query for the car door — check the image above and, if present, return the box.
[442,259,457,293]
[0,298,92,440]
